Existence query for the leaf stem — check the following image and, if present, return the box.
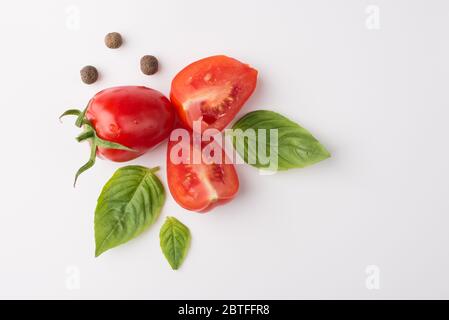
[59,109,82,122]
[76,130,95,142]
[75,106,88,128]
[150,166,160,173]
[73,141,97,187]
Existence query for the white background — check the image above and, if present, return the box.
[0,0,448,299]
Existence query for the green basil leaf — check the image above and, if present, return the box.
[160,217,191,270]
[95,165,165,257]
[231,110,330,170]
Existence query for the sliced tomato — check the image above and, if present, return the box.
[166,135,239,212]
[170,55,258,132]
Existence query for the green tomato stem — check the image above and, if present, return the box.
[60,107,138,187]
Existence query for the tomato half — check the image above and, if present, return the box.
[170,55,258,132]
[167,135,239,212]
[86,86,176,162]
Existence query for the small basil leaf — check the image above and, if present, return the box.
[231,110,330,170]
[95,165,165,257]
[160,217,191,270]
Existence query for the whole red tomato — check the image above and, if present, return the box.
[170,55,258,132]
[166,134,239,212]
[61,86,175,184]
[86,86,175,161]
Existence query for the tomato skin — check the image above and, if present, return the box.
[166,135,239,212]
[86,86,176,162]
[170,55,258,132]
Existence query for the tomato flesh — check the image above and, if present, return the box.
[86,86,175,162]
[170,55,258,131]
[167,136,239,212]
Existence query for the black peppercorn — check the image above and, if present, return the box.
[140,55,158,75]
[104,32,122,49]
[80,65,98,84]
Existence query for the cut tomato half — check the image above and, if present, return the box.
[166,135,239,212]
[170,55,258,132]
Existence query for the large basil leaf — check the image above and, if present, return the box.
[160,217,191,270]
[95,165,165,257]
[231,110,330,170]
